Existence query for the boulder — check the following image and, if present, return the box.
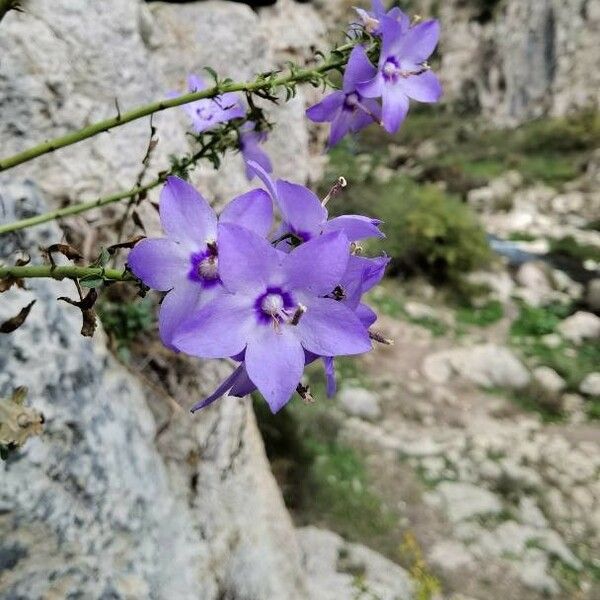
[422,345,530,389]
[338,388,382,421]
[297,527,413,600]
[557,311,600,344]
[580,373,600,397]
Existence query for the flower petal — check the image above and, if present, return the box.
[323,215,384,241]
[357,73,385,98]
[323,357,337,398]
[381,85,409,133]
[380,14,405,59]
[397,20,440,64]
[190,364,246,413]
[243,142,273,180]
[246,159,278,202]
[400,70,442,103]
[283,232,350,295]
[187,74,206,92]
[329,110,353,147]
[229,364,257,397]
[245,327,304,413]
[173,293,254,358]
[275,180,327,236]
[356,303,378,328]
[219,189,273,238]
[159,279,213,349]
[296,297,372,356]
[343,46,377,91]
[127,238,188,291]
[305,91,345,122]
[217,223,282,293]
[160,177,217,248]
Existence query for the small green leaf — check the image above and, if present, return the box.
[79,275,103,288]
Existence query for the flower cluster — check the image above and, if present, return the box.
[128,163,387,413]
[171,74,272,180]
[307,1,442,144]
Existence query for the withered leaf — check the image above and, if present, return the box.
[0,300,36,333]
[107,235,145,255]
[45,243,83,262]
[0,276,25,293]
[131,210,146,233]
[15,254,31,267]
[58,289,98,337]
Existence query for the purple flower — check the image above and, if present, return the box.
[306,46,382,147]
[354,0,410,36]
[192,252,388,408]
[173,224,371,412]
[176,74,245,133]
[248,160,384,247]
[358,17,442,133]
[239,122,273,180]
[127,177,272,347]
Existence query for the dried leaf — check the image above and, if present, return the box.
[58,289,98,337]
[45,243,83,261]
[107,235,146,255]
[131,210,146,233]
[0,300,35,333]
[15,254,30,267]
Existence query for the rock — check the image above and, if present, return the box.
[422,345,530,389]
[518,549,560,595]
[415,139,439,160]
[580,373,600,396]
[297,527,413,600]
[541,333,562,349]
[372,165,394,184]
[557,311,600,344]
[466,269,514,303]
[429,540,474,571]
[585,278,600,312]
[404,301,439,321]
[551,191,585,214]
[532,366,566,395]
[519,497,548,529]
[514,262,553,307]
[338,388,382,421]
[434,482,503,523]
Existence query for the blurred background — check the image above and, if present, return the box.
[0,1,598,599]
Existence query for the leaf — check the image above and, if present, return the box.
[131,211,146,233]
[79,275,104,288]
[45,243,83,261]
[203,66,219,85]
[58,289,98,337]
[107,235,145,255]
[0,300,35,333]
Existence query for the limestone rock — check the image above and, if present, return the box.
[432,482,503,523]
[422,345,530,389]
[532,366,566,395]
[297,526,413,600]
[580,373,600,397]
[338,387,382,421]
[557,311,600,344]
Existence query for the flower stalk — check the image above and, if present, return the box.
[0,265,134,283]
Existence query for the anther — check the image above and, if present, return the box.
[369,329,394,345]
[322,176,347,206]
[290,303,307,325]
[296,383,315,404]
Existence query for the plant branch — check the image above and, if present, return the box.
[0,45,353,173]
[0,265,134,283]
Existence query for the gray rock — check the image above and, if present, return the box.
[422,345,530,389]
[580,372,600,396]
[338,387,382,421]
[429,540,474,571]
[532,366,566,395]
[518,549,560,596]
[585,278,600,312]
[434,482,503,523]
[558,311,600,344]
[297,526,413,600]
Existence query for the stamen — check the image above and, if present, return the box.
[261,293,284,316]
[350,242,364,256]
[198,256,218,279]
[289,303,307,325]
[322,176,347,206]
[296,383,315,404]
[369,329,394,345]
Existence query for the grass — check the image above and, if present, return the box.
[456,300,504,327]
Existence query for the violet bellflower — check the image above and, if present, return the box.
[173,224,372,413]
[354,0,410,36]
[190,250,389,409]
[127,177,272,348]
[306,45,382,147]
[248,159,384,247]
[175,74,245,133]
[239,122,273,180]
[358,17,442,133]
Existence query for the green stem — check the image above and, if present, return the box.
[0,50,350,173]
[0,140,216,236]
[0,265,134,282]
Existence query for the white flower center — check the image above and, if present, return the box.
[198,256,218,279]
[383,61,398,78]
[261,293,284,315]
